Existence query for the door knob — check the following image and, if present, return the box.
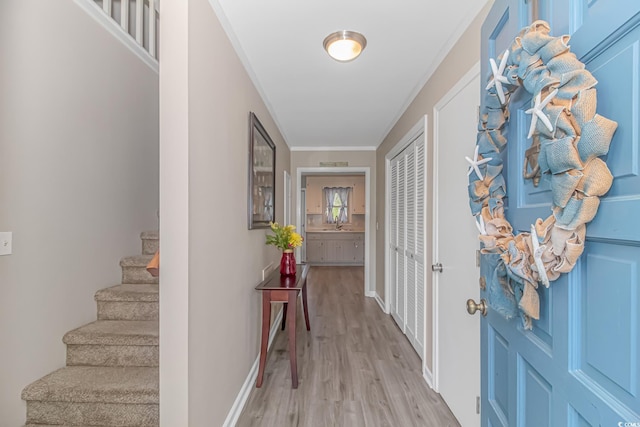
[431,263,443,272]
[466,299,487,316]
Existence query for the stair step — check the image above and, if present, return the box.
[120,255,158,284]
[96,284,158,321]
[64,321,158,367]
[22,366,159,403]
[22,366,158,426]
[25,401,158,426]
[141,230,159,255]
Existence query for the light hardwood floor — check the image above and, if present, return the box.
[236,266,460,427]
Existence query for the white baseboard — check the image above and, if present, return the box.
[423,365,434,389]
[222,307,283,427]
[373,292,386,313]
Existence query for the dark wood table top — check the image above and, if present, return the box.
[255,264,309,291]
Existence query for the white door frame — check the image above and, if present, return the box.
[284,170,292,226]
[296,167,373,297]
[431,61,480,392]
[384,115,428,376]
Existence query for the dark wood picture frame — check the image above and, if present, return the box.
[248,112,276,229]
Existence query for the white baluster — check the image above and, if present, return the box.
[148,0,156,58]
[121,0,129,33]
[135,0,143,45]
[103,0,112,16]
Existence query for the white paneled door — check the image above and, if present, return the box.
[433,64,481,427]
[389,132,426,359]
[481,2,640,425]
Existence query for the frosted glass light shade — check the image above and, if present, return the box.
[323,31,367,62]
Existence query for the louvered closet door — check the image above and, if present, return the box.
[405,143,418,347]
[390,159,400,327]
[389,135,426,360]
[396,155,407,331]
[414,138,426,357]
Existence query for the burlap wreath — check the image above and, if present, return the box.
[468,20,618,329]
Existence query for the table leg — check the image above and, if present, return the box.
[287,291,298,388]
[256,291,271,388]
[281,303,287,330]
[302,282,310,331]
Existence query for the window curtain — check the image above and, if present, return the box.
[324,187,350,223]
[337,187,349,222]
[324,188,334,223]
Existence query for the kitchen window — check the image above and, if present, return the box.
[324,187,350,224]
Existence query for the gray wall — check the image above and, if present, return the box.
[159,0,291,423]
[375,2,492,373]
[0,0,159,424]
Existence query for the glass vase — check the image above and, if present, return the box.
[280,249,296,276]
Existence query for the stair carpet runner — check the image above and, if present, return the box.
[22,231,160,427]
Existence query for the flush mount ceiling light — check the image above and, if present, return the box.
[323,30,367,62]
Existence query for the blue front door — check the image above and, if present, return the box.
[480,1,640,426]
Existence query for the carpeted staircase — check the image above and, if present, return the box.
[22,231,160,427]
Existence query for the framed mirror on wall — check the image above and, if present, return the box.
[248,112,276,229]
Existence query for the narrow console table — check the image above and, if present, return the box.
[255,263,310,389]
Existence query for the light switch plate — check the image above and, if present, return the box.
[0,232,12,255]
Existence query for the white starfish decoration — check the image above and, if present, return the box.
[525,88,558,138]
[530,224,550,288]
[485,49,510,104]
[466,145,492,181]
[475,215,487,236]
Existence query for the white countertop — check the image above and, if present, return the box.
[306,228,364,234]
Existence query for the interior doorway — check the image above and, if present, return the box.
[296,167,373,297]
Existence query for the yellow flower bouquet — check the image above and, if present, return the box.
[265,222,303,251]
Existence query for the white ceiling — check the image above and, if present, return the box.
[210,0,488,150]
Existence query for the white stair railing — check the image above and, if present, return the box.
[135,0,144,46]
[120,0,129,34]
[148,0,156,60]
[75,0,159,71]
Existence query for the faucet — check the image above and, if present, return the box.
[335,216,343,230]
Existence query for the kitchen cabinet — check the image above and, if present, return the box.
[306,237,326,262]
[305,181,323,214]
[351,181,365,214]
[327,239,344,261]
[352,236,364,261]
[305,232,364,265]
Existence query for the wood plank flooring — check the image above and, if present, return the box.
[236,266,460,427]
